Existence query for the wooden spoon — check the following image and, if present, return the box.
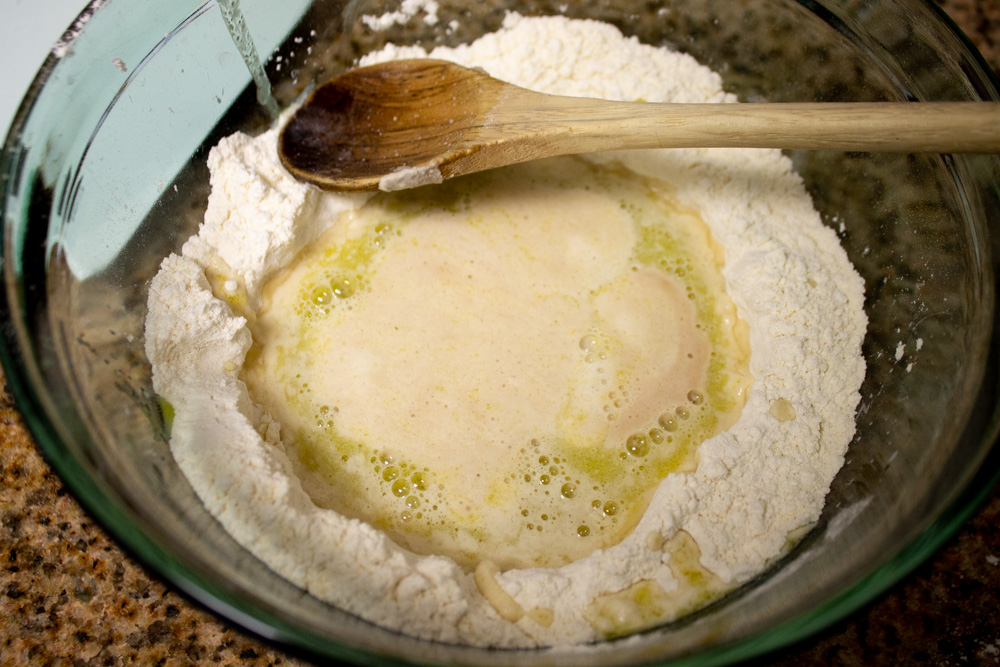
[278,59,1000,192]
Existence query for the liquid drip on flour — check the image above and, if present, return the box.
[242,157,751,570]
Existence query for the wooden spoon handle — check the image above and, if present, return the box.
[506,97,1000,153]
[280,60,1000,191]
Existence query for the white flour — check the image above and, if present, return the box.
[145,13,866,647]
[362,0,440,31]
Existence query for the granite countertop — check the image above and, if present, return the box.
[3,2,1000,665]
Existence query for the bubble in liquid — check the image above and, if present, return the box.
[561,483,576,498]
[648,428,664,444]
[382,466,399,482]
[332,276,356,298]
[391,479,409,497]
[676,406,690,420]
[626,434,649,457]
[579,334,599,351]
[688,390,704,405]
[311,285,332,305]
[411,472,429,490]
[659,414,679,431]
[540,474,551,485]
[577,525,591,537]
[603,501,618,516]
[405,495,420,509]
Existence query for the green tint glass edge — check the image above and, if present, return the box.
[681,0,1000,662]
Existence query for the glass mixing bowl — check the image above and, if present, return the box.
[2,0,999,664]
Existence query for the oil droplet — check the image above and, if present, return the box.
[561,482,576,498]
[626,434,649,457]
[769,398,797,422]
[539,455,549,465]
[577,525,591,537]
[603,501,618,516]
[391,479,409,497]
[540,474,551,485]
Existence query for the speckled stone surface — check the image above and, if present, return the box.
[2,2,1000,665]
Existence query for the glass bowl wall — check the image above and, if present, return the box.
[2,0,999,664]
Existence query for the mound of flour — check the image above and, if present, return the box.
[145,13,866,647]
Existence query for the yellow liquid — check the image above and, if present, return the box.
[242,157,751,570]
[584,530,730,639]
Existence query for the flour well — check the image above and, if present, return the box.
[244,157,750,573]
[145,13,867,647]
